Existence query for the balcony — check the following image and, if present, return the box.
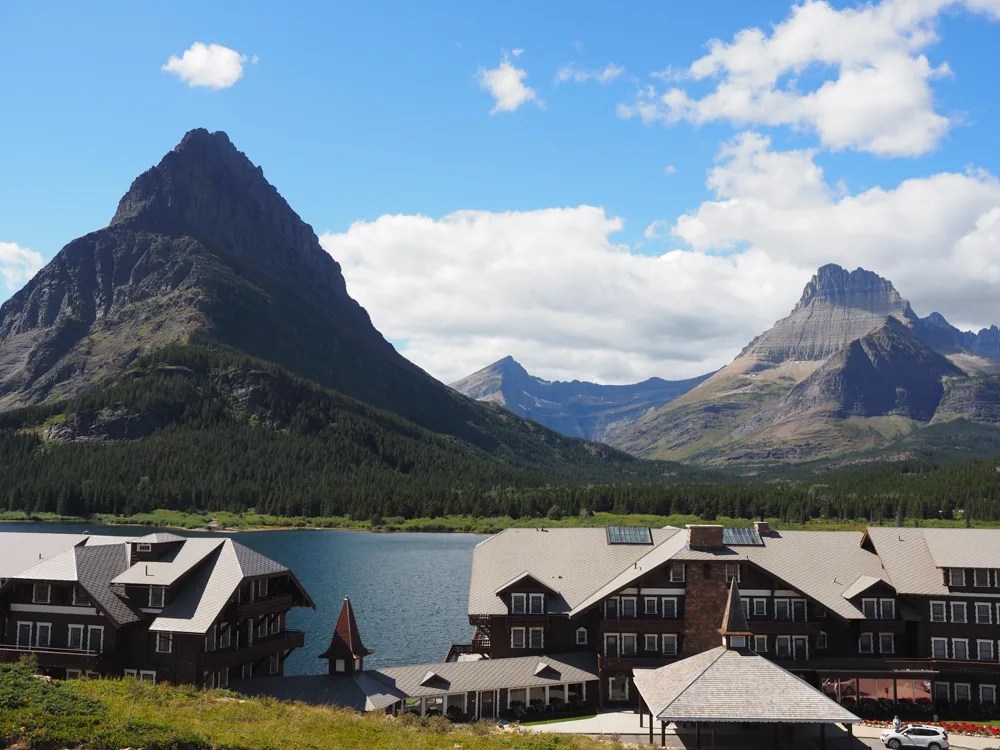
[506,615,551,627]
[201,629,304,669]
[0,644,102,670]
[235,594,294,621]
[599,618,684,634]
[599,654,676,671]
[749,620,821,635]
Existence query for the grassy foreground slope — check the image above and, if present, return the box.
[1,663,600,750]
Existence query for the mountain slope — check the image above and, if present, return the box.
[449,355,712,442]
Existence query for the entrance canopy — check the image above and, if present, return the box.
[634,646,861,725]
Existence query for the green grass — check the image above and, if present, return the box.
[520,713,599,726]
[0,663,604,750]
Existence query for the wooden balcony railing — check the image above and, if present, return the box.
[235,594,294,621]
[749,621,821,635]
[599,618,684,634]
[0,644,102,669]
[598,654,676,671]
[201,630,304,669]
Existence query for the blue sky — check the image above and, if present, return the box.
[2,0,1000,383]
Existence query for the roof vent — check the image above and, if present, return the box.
[420,670,447,687]
[534,662,560,678]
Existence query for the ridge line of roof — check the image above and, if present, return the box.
[656,647,729,714]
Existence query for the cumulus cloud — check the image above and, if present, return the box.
[555,62,624,84]
[477,51,541,114]
[664,165,678,175]
[618,0,1000,156]
[319,132,1000,384]
[162,42,252,90]
[0,242,44,293]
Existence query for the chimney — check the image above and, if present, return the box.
[687,524,724,549]
[753,521,770,536]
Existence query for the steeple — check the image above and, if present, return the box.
[718,578,752,649]
[319,596,373,676]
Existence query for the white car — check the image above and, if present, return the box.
[879,724,949,749]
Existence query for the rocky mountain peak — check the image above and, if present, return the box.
[791,264,913,318]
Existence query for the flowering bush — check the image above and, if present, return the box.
[861,718,1000,738]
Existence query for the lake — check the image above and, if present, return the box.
[0,523,487,675]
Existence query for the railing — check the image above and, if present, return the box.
[235,594,294,620]
[599,654,676,671]
[749,621,821,635]
[444,642,490,662]
[201,629,304,669]
[599,618,684,633]
[0,644,102,667]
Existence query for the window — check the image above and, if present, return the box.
[776,636,791,658]
[753,635,768,653]
[241,662,252,679]
[68,625,85,651]
[729,635,747,648]
[270,615,280,635]
[981,685,997,705]
[33,583,51,604]
[791,599,806,622]
[879,633,895,654]
[148,586,164,608]
[817,632,828,650]
[621,634,637,656]
[775,600,790,620]
[257,578,269,598]
[72,587,89,606]
[954,683,972,702]
[35,623,52,648]
[861,599,878,619]
[86,671,99,679]
[952,601,968,624]
[354,658,362,671]
[976,603,992,624]
[725,564,740,583]
[528,593,545,615]
[137,543,152,552]
[604,634,619,657]
[661,598,678,619]
[139,670,156,684]
[934,682,950,701]
[952,639,969,660]
[859,633,874,654]
[741,598,750,620]
[604,598,618,619]
[975,569,991,587]
[753,599,767,617]
[205,626,217,652]
[334,659,345,672]
[511,593,526,615]
[87,626,104,654]
[220,667,229,689]
[931,638,949,659]
[620,597,637,618]
[156,633,173,654]
[930,601,947,622]
[644,597,658,616]
[978,640,994,660]
[268,653,279,675]
[220,623,232,648]
[880,599,895,620]
[669,564,685,583]
[528,627,544,649]
[66,669,82,679]
[662,634,678,656]
[257,618,267,638]
[950,568,966,587]
[644,634,659,652]
[124,669,138,678]
[511,627,526,649]
[576,628,588,645]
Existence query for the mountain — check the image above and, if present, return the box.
[0,129,672,479]
[449,356,713,442]
[611,264,1000,465]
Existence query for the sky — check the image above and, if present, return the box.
[2,0,1000,384]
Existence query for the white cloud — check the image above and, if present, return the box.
[664,164,677,175]
[162,42,250,90]
[556,62,624,84]
[319,132,1000,384]
[477,51,541,114]
[0,242,44,292]
[619,0,1000,156]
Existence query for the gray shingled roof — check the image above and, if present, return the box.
[469,527,680,616]
[841,575,883,600]
[130,532,187,544]
[921,528,1000,570]
[864,528,947,596]
[112,539,224,586]
[12,547,80,581]
[633,647,860,724]
[75,544,143,626]
[0,533,89,578]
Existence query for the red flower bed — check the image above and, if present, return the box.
[861,718,1000,738]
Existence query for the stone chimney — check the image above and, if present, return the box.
[687,524,724,549]
[753,521,770,536]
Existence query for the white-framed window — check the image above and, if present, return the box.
[644,597,658,616]
[662,634,678,656]
[729,635,747,648]
[604,598,619,619]
[241,662,252,679]
[950,568,966,587]
[661,597,678,619]
[951,601,968,624]
[725,563,740,583]
[791,599,807,622]
[978,640,994,661]
[220,623,232,648]
[775,599,790,620]
[68,624,85,651]
[752,598,767,617]
[604,633,619,657]
[880,599,895,620]
[511,593,526,615]
[149,586,165,609]
[776,636,791,658]
[528,627,544,649]
[137,543,152,552]
[576,627,588,645]
[644,634,659,652]
[981,685,997,705]
[140,670,156,684]
[511,627,526,649]
[256,578,269,598]
[205,626,217,652]
[35,622,52,648]
[124,669,138,678]
[621,633,637,656]
[269,614,280,635]
[669,564,685,583]
[156,632,173,654]
[753,635,768,653]
[85,671,99,679]
[817,632,828,650]
[72,587,89,606]
[620,597,637,619]
[858,633,874,654]
[976,602,992,624]
[931,637,949,659]
[975,569,991,587]
[741,598,750,619]
[220,666,229,689]
[952,638,969,660]
[954,683,972,702]
[930,601,947,622]
[257,617,267,638]
[33,583,51,604]
[88,625,104,654]
[268,653,279,675]
[334,659,345,672]
[861,599,878,619]
[879,633,895,654]
[528,593,545,615]
[66,669,82,679]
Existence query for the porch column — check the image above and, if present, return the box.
[846,723,853,750]
[695,722,701,749]
[639,694,644,726]
[773,723,779,749]
[711,724,716,750]
[649,711,654,744]
[820,723,826,750]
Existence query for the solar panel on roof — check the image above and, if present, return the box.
[722,527,764,546]
[606,526,653,545]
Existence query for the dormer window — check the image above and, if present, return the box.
[576,628,588,645]
[511,593,527,615]
[149,586,165,608]
[137,543,152,553]
[669,564,685,583]
[33,583,50,604]
[861,599,878,619]
[949,568,966,587]
[528,593,545,615]
[974,569,990,587]
[880,599,895,620]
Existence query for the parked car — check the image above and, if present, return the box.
[879,724,949,749]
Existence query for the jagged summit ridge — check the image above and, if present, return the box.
[791,264,914,317]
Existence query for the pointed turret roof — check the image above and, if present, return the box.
[718,578,752,637]
[319,596,373,661]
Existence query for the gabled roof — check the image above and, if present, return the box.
[130,532,187,544]
[0,533,90,579]
[719,579,751,636]
[863,528,947,596]
[493,572,560,596]
[12,548,80,581]
[112,539,225,586]
[75,544,143,626]
[633,647,860,724]
[921,528,1000,569]
[320,597,373,660]
[841,574,884,600]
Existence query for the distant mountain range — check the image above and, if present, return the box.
[450,356,713,442]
